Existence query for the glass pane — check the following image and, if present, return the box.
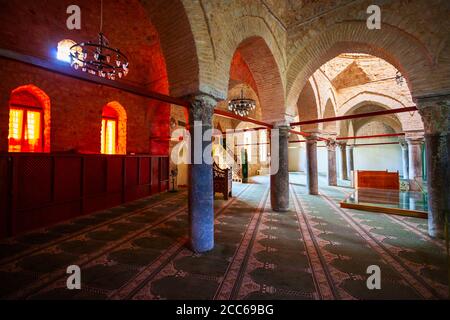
[102,119,117,155]
[8,108,24,152]
[342,188,428,213]
[25,111,42,152]
[101,119,106,154]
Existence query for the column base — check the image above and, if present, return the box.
[272,206,290,212]
[428,224,445,239]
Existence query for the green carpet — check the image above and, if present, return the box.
[0,174,447,300]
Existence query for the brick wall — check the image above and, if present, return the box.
[0,0,170,155]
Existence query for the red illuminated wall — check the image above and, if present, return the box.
[0,0,170,155]
[230,51,258,94]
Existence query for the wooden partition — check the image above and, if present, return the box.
[355,170,400,190]
[0,153,169,238]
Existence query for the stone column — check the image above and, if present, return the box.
[306,133,319,195]
[270,124,290,211]
[326,139,337,186]
[406,136,424,191]
[346,145,355,181]
[339,142,348,180]
[416,95,450,238]
[399,139,409,179]
[188,94,216,253]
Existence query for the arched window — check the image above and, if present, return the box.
[8,85,50,153]
[101,102,127,155]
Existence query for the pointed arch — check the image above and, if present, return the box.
[322,99,337,134]
[226,36,286,122]
[297,80,319,131]
[286,21,436,113]
[139,0,199,97]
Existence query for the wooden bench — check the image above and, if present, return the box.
[213,162,232,200]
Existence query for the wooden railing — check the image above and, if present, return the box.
[0,153,169,238]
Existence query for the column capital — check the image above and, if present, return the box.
[305,132,320,143]
[272,122,291,140]
[414,94,450,135]
[186,94,217,123]
[326,139,337,151]
[399,138,408,150]
[272,121,290,129]
[187,93,217,109]
[406,136,424,145]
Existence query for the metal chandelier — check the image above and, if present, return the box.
[228,86,256,117]
[69,0,129,80]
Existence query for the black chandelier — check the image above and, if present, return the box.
[228,86,256,117]
[69,0,129,80]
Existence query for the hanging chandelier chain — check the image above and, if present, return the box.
[69,0,129,80]
[100,0,103,33]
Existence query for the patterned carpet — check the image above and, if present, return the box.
[0,173,448,300]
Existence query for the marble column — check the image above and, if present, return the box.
[270,124,290,212]
[339,142,348,180]
[188,94,216,253]
[416,94,450,238]
[306,133,319,195]
[406,136,424,191]
[326,139,337,186]
[346,145,355,181]
[399,139,409,179]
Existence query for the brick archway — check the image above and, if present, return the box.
[322,99,337,134]
[286,21,436,116]
[297,79,319,131]
[139,0,200,98]
[338,103,404,139]
[338,92,423,132]
[226,36,286,122]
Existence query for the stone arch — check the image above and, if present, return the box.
[339,103,403,138]
[187,8,287,101]
[297,80,319,131]
[286,21,437,115]
[321,99,337,134]
[355,119,401,136]
[9,84,51,152]
[102,101,127,155]
[339,92,423,132]
[308,76,321,117]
